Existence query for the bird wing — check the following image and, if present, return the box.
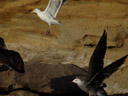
[0,65,9,72]
[86,30,107,83]
[0,49,25,73]
[0,37,7,49]
[44,0,67,18]
[88,54,128,86]
[8,50,25,73]
[0,49,10,66]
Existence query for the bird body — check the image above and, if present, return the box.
[71,30,128,96]
[32,0,67,35]
[72,78,107,96]
[72,78,87,92]
[0,37,25,74]
[33,9,61,25]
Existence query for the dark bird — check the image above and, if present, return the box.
[0,37,25,74]
[71,30,128,96]
[0,65,9,72]
[0,37,7,49]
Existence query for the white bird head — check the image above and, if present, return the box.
[31,8,41,13]
[71,78,84,86]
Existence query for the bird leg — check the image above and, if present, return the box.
[46,25,52,35]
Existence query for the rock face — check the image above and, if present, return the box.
[18,63,86,93]
[8,90,39,96]
[0,0,128,95]
[0,62,86,93]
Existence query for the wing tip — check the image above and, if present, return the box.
[100,30,107,45]
[62,0,68,5]
[103,30,107,38]
[63,0,67,3]
[120,54,128,62]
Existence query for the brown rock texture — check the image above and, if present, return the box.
[8,90,39,96]
[0,62,86,94]
[0,0,128,95]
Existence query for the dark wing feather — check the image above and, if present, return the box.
[86,30,107,82]
[62,0,67,5]
[0,37,7,49]
[0,37,24,73]
[102,54,127,79]
[89,55,128,86]
[0,65,9,72]
[0,49,25,73]
[0,49,10,66]
[8,50,25,73]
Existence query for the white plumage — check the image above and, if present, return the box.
[32,0,67,35]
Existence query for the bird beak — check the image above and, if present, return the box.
[30,9,35,13]
[69,81,73,83]
[30,10,34,13]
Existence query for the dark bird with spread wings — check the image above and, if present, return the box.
[71,30,128,96]
[0,37,25,74]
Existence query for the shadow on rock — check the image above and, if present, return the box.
[39,92,86,96]
[48,74,85,93]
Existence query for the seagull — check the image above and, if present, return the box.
[32,0,67,35]
[70,30,128,96]
[0,37,25,74]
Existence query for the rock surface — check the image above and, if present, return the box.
[0,0,128,95]
[0,62,86,93]
[8,90,39,96]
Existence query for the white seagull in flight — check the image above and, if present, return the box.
[32,0,67,35]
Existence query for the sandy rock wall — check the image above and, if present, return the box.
[0,0,128,95]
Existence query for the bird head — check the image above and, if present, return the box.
[31,8,40,13]
[70,78,84,86]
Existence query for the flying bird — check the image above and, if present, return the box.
[0,65,9,72]
[32,0,67,35]
[71,30,128,96]
[0,37,7,49]
[0,37,25,74]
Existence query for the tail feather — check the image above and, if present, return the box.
[52,19,62,25]
[58,21,62,26]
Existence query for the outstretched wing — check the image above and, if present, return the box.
[44,0,67,18]
[0,49,10,66]
[0,65,9,72]
[8,50,25,73]
[0,49,25,73]
[89,55,128,86]
[0,37,7,49]
[102,54,127,79]
[0,37,25,73]
[86,30,107,82]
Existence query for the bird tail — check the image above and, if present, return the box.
[58,21,62,26]
[52,19,62,26]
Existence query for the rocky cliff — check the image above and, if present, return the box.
[0,0,128,96]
